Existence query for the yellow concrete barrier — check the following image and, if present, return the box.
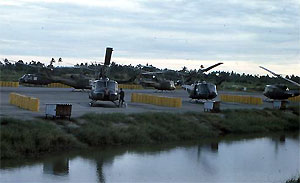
[289,96,300,102]
[47,83,72,88]
[131,93,182,108]
[30,98,39,112]
[0,81,19,87]
[119,84,143,90]
[9,92,39,112]
[176,86,182,90]
[220,94,262,105]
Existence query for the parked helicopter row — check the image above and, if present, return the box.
[7,48,300,107]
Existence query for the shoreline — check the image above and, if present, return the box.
[1,107,299,160]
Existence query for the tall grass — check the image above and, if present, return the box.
[220,108,299,133]
[1,107,299,159]
[71,112,219,146]
[0,118,83,159]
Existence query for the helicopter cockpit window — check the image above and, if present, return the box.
[107,81,117,91]
[196,84,209,93]
[95,81,106,89]
[21,75,27,79]
[265,86,274,92]
[196,83,216,94]
[207,83,217,93]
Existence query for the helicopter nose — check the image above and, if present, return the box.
[19,78,24,84]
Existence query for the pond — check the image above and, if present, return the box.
[1,133,299,183]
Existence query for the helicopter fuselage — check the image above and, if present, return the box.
[53,74,92,89]
[19,74,52,85]
[263,84,299,100]
[185,82,218,100]
[153,80,176,91]
[89,79,119,102]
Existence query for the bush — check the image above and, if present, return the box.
[0,118,83,159]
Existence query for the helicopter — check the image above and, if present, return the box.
[182,62,224,101]
[19,73,52,85]
[138,71,176,91]
[16,58,95,90]
[259,66,300,100]
[88,47,120,107]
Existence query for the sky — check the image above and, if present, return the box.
[0,0,299,75]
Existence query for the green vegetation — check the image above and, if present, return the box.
[221,108,299,133]
[0,70,26,81]
[1,59,299,91]
[1,108,299,159]
[286,176,300,183]
[70,112,219,146]
[0,118,84,159]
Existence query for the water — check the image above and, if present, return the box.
[1,134,299,183]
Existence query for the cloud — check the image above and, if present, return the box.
[0,0,299,74]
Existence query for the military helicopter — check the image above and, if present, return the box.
[17,58,95,90]
[88,47,120,107]
[259,66,300,100]
[139,71,176,91]
[182,62,224,101]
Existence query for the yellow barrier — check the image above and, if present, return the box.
[9,92,39,112]
[119,84,143,90]
[220,94,262,105]
[176,86,182,90]
[0,81,19,87]
[289,96,300,102]
[47,83,72,88]
[131,93,182,108]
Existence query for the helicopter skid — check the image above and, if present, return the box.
[72,88,89,92]
[89,100,120,107]
[190,99,215,104]
[263,98,289,103]
[89,100,96,107]
[154,90,175,93]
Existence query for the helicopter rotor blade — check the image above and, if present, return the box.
[259,66,280,77]
[282,77,300,87]
[201,62,223,72]
[141,71,164,75]
[104,47,113,66]
[259,66,300,87]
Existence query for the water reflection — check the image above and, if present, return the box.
[43,157,69,176]
[96,160,105,183]
[1,133,299,183]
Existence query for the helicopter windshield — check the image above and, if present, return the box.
[195,83,216,93]
[95,80,117,91]
[96,81,106,88]
[107,81,117,90]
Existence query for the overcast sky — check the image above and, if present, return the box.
[0,0,299,75]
